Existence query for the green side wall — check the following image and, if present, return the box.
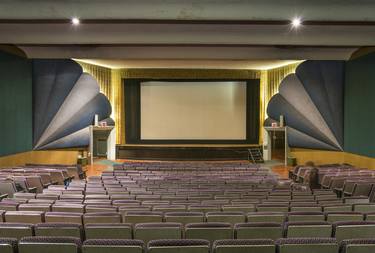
[345,52,375,158]
[0,50,33,156]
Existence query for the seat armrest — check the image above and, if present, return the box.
[27,187,37,193]
[0,194,8,200]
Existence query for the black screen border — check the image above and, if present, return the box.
[124,78,260,144]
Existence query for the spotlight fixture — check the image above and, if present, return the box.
[71,17,80,25]
[291,18,301,28]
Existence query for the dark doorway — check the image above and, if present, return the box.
[271,130,285,161]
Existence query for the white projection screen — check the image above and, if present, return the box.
[140,81,247,140]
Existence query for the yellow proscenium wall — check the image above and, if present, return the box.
[77,60,301,145]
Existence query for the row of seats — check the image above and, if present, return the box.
[3,209,375,224]
[1,237,374,253]
[1,220,375,243]
[0,164,86,197]
[291,164,375,201]
[2,197,373,213]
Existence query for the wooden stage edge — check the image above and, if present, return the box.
[116,144,260,160]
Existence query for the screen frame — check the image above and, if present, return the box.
[124,78,260,144]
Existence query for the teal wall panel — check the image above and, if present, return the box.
[0,50,32,156]
[344,53,375,158]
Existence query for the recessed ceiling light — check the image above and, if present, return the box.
[71,17,80,25]
[291,18,301,28]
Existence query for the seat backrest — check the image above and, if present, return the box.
[323,205,352,212]
[333,221,375,242]
[234,222,283,240]
[52,204,85,213]
[134,223,182,244]
[45,212,83,224]
[285,221,332,238]
[83,239,144,253]
[83,212,122,224]
[287,212,325,222]
[326,212,364,222]
[18,204,51,212]
[25,176,44,193]
[19,236,81,253]
[344,197,370,205]
[0,238,18,253]
[0,181,17,197]
[247,212,286,223]
[5,211,44,224]
[164,212,204,225]
[213,239,275,253]
[256,204,289,212]
[276,238,338,253]
[222,204,256,213]
[206,212,246,224]
[84,223,132,240]
[0,223,34,239]
[353,204,375,213]
[185,223,233,244]
[123,211,163,224]
[35,223,83,240]
[147,239,209,253]
[339,239,375,253]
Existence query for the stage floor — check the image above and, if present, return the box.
[85,159,291,179]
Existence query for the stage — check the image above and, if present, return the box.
[116,144,261,160]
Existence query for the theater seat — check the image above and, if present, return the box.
[83,212,122,224]
[123,211,163,224]
[256,204,289,212]
[213,239,275,253]
[147,239,210,253]
[276,238,338,253]
[5,211,44,224]
[164,212,204,225]
[323,205,353,212]
[0,202,18,211]
[18,236,81,253]
[134,223,182,244]
[84,223,132,240]
[0,223,34,239]
[188,205,221,213]
[287,212,325,222]
[340,239,375,253]
[235,222,283,240]
[185,223,233,244]
[52,204,85,213]
[152,205,186,212]
[45,212,83,224]
[18,204,51,212]
[326,212,364,222]
[247,212,286,223]
[221,204,256,212]
[83,239,145,253]
[333,221,375,242]
[0,238,18,253]
[285,221,332,238]
[34,223,83,240]
[206,212,246,224]
[353,204,375,213]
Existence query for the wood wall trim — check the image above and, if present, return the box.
[290,148,375,168]
[0,151,79,167]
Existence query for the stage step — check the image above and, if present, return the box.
[248,147,264,163]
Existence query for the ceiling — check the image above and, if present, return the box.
[1,0,374,66]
